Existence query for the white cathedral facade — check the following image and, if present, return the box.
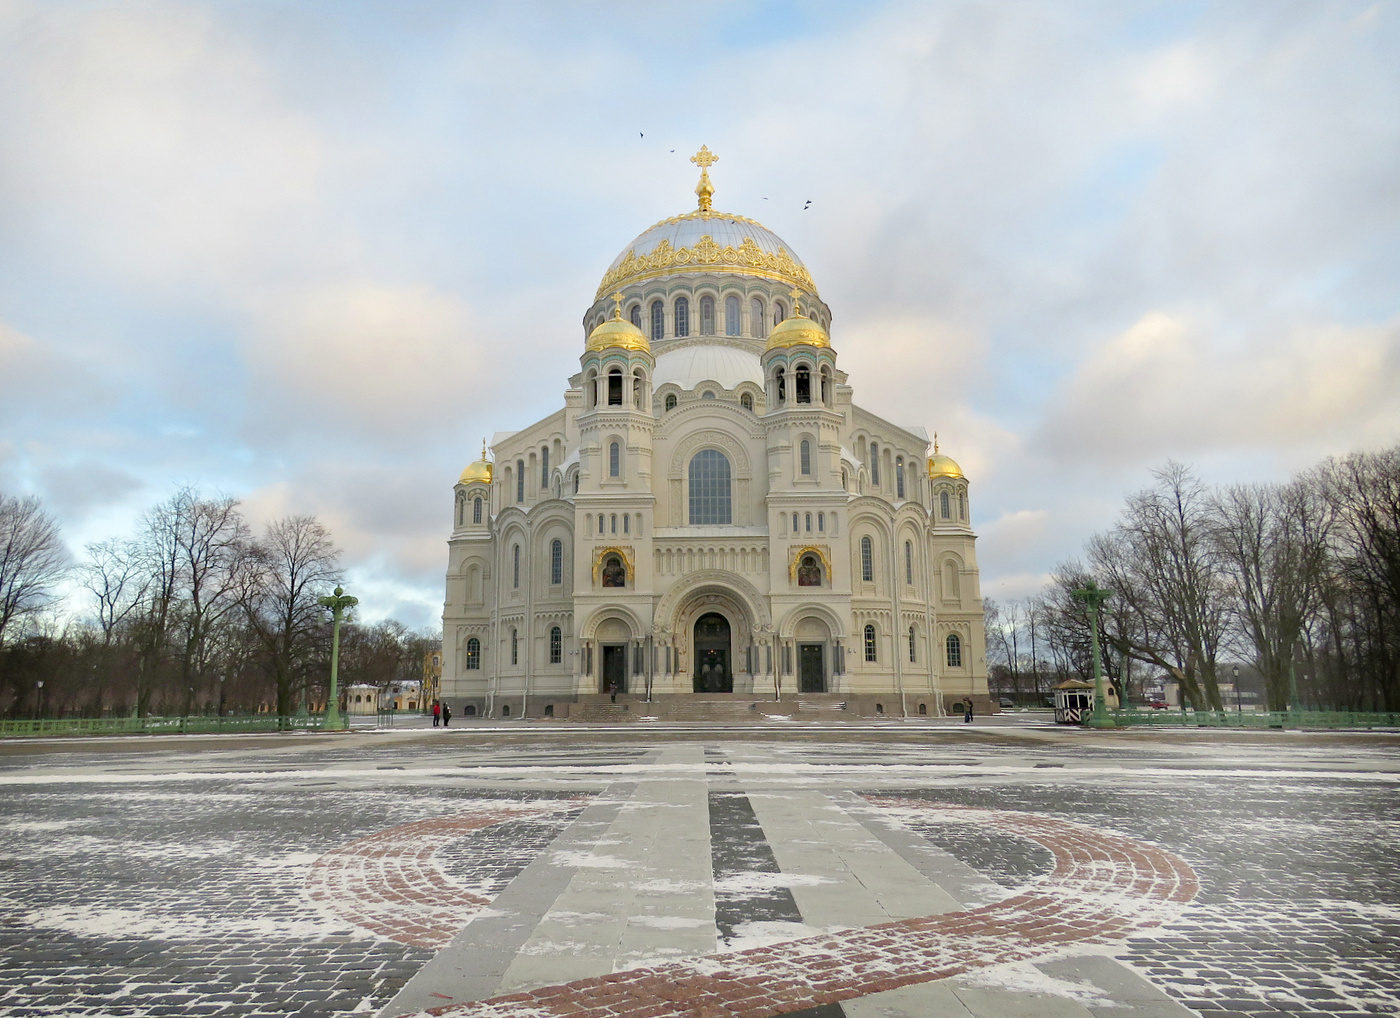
[441,151,988,719]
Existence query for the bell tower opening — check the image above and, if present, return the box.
[693,613,732,693]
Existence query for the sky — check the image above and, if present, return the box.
[1,0,1398,629]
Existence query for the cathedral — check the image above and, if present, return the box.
[441,149,988,719]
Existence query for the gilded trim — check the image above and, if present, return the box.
[592,545,635,585]
[597,233,819,301]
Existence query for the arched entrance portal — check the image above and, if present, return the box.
[693,613,732,692]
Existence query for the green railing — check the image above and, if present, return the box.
[1109,708,1400,729]
[0,714,327,738]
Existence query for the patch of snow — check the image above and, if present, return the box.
[958,961,1121,1007]
[713,871,834,894]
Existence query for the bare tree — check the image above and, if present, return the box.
[1318,448,1400,710]
[1088,463,1230,711]
[0,493,68,649]
[244,515,342,717]
[1213,480,1331,710]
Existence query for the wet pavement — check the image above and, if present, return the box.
[0,719,1396,1018]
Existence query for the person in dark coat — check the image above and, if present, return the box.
[608,681,618,704]
[442,703,451,727]
[964,701,973,723]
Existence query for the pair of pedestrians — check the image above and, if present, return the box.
[432,701,452,727]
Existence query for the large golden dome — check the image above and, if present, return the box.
[595,147,818,301]
[586,295,651,353]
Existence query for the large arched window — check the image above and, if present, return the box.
[511,628,519,665]
[633,369,644,409]
[725,295,741,336]
[864,624,877,662]
[800,439,811,475]
[650,300,665,341]
[909,626,917,663]
[774,301,787,325]
[665,393,677,412]
[541,447,549,488]
[550,539,563,585]
[700,295,715,335]
[456,493,464,526]
[740,393,753,412]
[472,497,482,524]
[905,540,913,585]
[516,460,525,503]
[795,364,811,403]
[820,368,830,404]
[940,490,951,519]
[959,491,967,520]
[896,457,905,499]
[629,304,642,329]
[775,367,786,404]
[751,298,766,339]
[946,633,962,667]
[869,443,880,486]
[674,296,690,338]
[688,448,732,525]
[512,544,520,588]
[609,441,620,477]
[607,369,623,406]
[464,637,480,670]
[549,626,562,664]
[860,535,874,582]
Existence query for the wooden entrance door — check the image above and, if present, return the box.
[798,643,825,693]
[601,644,627,694]
[693,613,732,693]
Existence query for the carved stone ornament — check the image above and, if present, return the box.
[788,545,833,585]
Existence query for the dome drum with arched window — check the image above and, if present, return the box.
[441,146,988,720]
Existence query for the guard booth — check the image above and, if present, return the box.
[1053,679,1119,724]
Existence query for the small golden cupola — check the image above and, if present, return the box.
[459,440,493,485]
[586,291,651,354]
[764,288,831,352]
[927,434,964,479]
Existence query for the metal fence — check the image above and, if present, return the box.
[1109,708,1400,730]
[0,714,327,738]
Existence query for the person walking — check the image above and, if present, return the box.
[432,700,441,727]
[442,703,451,727]
[964,701,973,723]
[608,681,618,704]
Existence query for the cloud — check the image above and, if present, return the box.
[1037,311,1400,464]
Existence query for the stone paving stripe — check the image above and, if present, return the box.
[709,790,805,943]
[382,784,635,1017]
[396,799,1199,1018]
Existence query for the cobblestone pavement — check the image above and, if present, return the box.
[0,723,1396,1018]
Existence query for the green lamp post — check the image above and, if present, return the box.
[1070,580,1116,729]
[317,585,358,732]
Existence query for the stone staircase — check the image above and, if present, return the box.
[568,702,638,723]
[795,698,848,714]
[664,700,767,723]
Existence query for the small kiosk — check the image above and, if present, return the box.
[1053,679,1119,724]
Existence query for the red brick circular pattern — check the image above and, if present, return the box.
[406,797,1200,1018]
[306,801,587,949]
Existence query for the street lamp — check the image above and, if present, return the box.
[317,585,358,732]
[1069,580,1115,728]
[35,680,44,721]
[1233,665,1242,719]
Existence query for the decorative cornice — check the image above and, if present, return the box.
[597,231,819,302]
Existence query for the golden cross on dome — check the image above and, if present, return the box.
[789,286,804,316]
[481,438,488,459]
[934,433,939,454]
[691,145,718,212]
[610,291,625,319]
